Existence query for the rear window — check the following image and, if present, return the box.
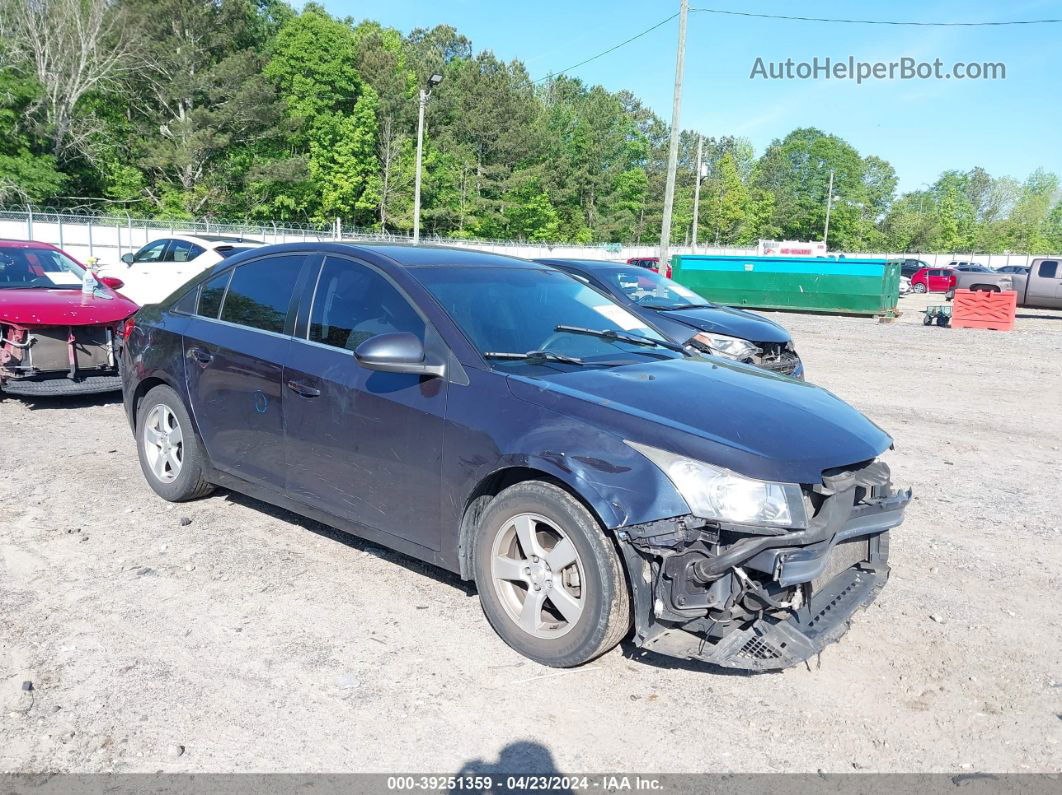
[215,246,254,259]
[1039,261,1058,279]
[170,240,205,263]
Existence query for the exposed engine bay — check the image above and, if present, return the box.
[616,458,910,670]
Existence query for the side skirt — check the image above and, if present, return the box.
[206,467,456,576]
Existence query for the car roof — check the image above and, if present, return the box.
[0,239,60,250]
[171,234,264,246]
[358,243,553,268]
[534,258,634,272]
[221,241,552,270]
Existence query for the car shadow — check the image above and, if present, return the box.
[1015,312,1062,321]
[450,741,569,792]
[2,390,124,411]
[214,488,476,597]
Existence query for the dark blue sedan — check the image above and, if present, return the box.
[535,258,803,379]
[121,244,908,670]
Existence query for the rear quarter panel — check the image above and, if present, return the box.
[122,305,192,429]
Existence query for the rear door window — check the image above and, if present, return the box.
[197,271,232,318]
[173,286,199,314]
[170,240,206,263]
[1038,260,1058,279]
[219,255,305,334]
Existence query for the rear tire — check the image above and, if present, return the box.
[135,384,214,502]
[473,481,631,668]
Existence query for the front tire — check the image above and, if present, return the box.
[912,282,927,293]
[135,384,214,502]
[473,481,631,668]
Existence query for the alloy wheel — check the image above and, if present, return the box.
[143,404,184,483]
[490,513,586,639]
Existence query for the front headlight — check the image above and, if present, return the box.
[690,331,761,361]
[627,441,807,528]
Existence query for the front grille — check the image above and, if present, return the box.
[811,537,870,593]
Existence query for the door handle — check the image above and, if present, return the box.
[286,379,321,398]
[189,347,213,365]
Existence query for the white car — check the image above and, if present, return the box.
[99,234,263,305]
[899,275,912,295]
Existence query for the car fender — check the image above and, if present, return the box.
[486,416,691,531]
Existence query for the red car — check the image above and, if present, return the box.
[626,256,672,279]
[910,267,957,294]
[0,240,138,396]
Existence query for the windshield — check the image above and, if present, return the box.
[414,266,684,371]
[599,267,708,309]
[0,247,86,290]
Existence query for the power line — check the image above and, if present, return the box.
[531,7,1062,85]
[691,8,1062,27]
[532,12,678,83]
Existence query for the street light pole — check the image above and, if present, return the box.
[691,134,703,250]
[413,73,443,245]
[659,0,689,273]
[823,168,835,247]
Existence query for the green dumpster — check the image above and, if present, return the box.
[671,255,901,316]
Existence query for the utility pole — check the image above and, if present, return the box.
[413,73,444,245]
[691,134,703,250]
[823,168,835,247]
[659,0,689,273]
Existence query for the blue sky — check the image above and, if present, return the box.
[324,0,1062,194]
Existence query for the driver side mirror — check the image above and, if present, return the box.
[121,253,134,265]
[354,332,445,378]
[100,276,124,290]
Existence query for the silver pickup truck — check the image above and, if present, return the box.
[949,257,1062,309]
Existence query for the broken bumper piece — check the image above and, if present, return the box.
[617,461,910,671]
[639,553,888,669]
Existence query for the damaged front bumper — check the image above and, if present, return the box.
[616,460,909,671]
[1,323,122,395]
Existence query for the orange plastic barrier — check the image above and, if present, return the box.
[950,289,1017,331]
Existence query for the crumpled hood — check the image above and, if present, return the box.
[0,287,139,326]
[507,357,891,484]
[651,304,791,344]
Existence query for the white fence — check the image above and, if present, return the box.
[0,208,1055,268]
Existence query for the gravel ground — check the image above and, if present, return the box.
[1,292,1061,774]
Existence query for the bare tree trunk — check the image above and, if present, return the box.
[0,0,136,159]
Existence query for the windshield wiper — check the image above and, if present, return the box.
[650,302,713,310]
[483,350,585,366]
[553,325,687,354]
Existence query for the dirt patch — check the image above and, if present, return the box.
[2,298,1061,773]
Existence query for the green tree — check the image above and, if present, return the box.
[264,5,380,223]
[0,70,65,203]
[753,128,893,250]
